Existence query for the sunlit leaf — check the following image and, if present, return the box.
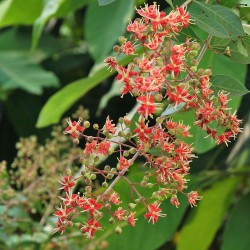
[0,52,59,95]
[0,0,42,28]
[85,0,135,61]
[32,0,87,49]
[177,177,239,250]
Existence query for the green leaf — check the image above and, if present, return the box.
[161,102,185,117]
[191,14,229,38]
[85,0,135,61]
[237,39,249,57]
[173,50,247,154]
[177,177,239,250]
[32,0,87,49]
[240,7,250,21]
[192,2,244,40]
[222,193,250,250]
[0,0,43,28]
[165,0,174,9]
[210,75,249,97]
[0,52,59,95]
[227,36,250,64]
[98,0,116,6]
[107,196,188,250]
[36,51,138,127]
[220,0,240,8]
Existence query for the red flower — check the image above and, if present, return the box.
[121,41,135,55]
[64,117,84,138]
[127,212,137,226]
[118,156,130,170]
[59,175,75,192]
[79,198,103,215]
[114,207,127,221]
[188,191,201,207]
[81,219,102,238]
[103,116,116,135]
[54,206,73,221]
[137,94,157,118]
[98,141,111,155]
[144,202,165,224]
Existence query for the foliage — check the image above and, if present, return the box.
[0,0,250,250]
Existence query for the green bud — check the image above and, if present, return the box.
[115,226,122,234]
[83,121,90,128]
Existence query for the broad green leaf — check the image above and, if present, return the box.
[237,39,248,57]
[177,177,239,250]
[36,51,137,127]
[161,102,185,117]
[0,52,59,95]
[220,0,240,8]
[173,50,247,154]
[227,36,250,64]
[85,0,135,61]
[191,14,229,38]
[32,0,87,49]
[0,0,43,28]
[0,28,64,61]
[193,2,244,40]
[240,7,250,21]
[222,193,250,250]
[98,0,116,6]
[107,196,188,250]
[210,75,249,97]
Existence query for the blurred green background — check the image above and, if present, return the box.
[0,0,250,249]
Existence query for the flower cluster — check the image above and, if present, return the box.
[54,2,241,240]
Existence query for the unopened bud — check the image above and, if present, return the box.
[128,203,136,209]
[115,226,122,234]
[83,121,90,128]
[65,169,71,176]
[204,69,212,76]
[93,124,99,130]
[73,138,79,145]
[109,218,115,224]
[118,36,126,44]
[113,45,120,52]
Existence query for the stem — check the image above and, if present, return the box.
[183,34,212,83]
[101,151,141,196]
[197,34,213,64]
[122,175,143,200]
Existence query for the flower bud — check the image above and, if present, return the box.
[115,226,122,234]
[129,148,136,154]
[105,203,111,209]
[102,181,108,188]
[204,69,212,76]
[83,121,90,128]
[123,151,129,157]
[90,174,96,180]
[109,217,115,224]
[65,169,72,176]
[128,203,137,209]
[190,66,197,72]
[113,45,120,52]
[73,138,79,145]
[118,36,126,44]
[93,124,99,130]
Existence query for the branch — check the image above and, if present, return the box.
[101,151,141,196]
